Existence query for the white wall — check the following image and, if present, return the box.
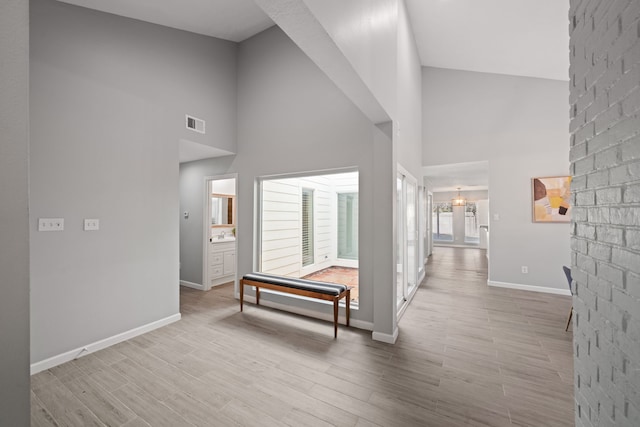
[394,0,423,179]
[261,179,303,276]
[261,176,333,277]
[302,0,398,117]
[423,67,571,291]
[30,0,237,364]
[293,0,423,182]
[0,0,30,423]
[211,178,236,195]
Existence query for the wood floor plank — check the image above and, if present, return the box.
[281,408,338,427]
[32,379,105,427]
[31,391,60,427]
[120,417,152,427]
[63,376,136,426]
[111,383,194,427]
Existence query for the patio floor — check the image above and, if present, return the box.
[303,266,359,304]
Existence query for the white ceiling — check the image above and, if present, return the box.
[57,0,274,42]
[423,161,489,192]
[405,0,570,81]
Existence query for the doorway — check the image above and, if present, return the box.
[397,165,418,315]
[203,174,237,291]
[423,160,489,250]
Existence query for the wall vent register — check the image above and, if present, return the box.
[186,115,205,134]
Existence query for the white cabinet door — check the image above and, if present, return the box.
[223,251,235,276]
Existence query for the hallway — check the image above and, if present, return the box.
[398,247,574,426]
[31,247,574,426]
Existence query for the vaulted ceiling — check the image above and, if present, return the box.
[58,0,569,81]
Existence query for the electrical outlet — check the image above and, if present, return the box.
[38,218,64,231]
[84,219,99,231]
[521,266,528,274]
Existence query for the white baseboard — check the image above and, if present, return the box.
[434,243,480,248]
[180,280,204,290]
[30,313,181,375]
[242,295,373,331]
[372,327,399,344]
[488,280,571,296]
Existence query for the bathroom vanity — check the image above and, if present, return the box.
[209,239,236,287]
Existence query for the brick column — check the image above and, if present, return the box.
[569,0,640,426]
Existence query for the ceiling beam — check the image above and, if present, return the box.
[253,0,390,125]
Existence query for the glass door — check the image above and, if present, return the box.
[427,192,433,257]
[396,174,405,307]
[406,180,417,295]
[418,187,425,277]
[396,168,418,312]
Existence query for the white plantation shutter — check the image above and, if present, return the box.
[338,193,358,259]
[302,188,314,267]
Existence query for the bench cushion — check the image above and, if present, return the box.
[243,272,348,296]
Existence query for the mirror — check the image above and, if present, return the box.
[211,194,235,226]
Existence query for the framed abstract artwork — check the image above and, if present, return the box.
[532,176,571,223]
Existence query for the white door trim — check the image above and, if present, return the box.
[202,173,238,292]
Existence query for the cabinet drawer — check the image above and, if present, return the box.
[209,254,223,266]
[210,266,223,279]
[210,242,235,252]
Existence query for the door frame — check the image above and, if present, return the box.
[396,164,418,319]
[202,173,238,291]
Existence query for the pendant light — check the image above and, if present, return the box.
[452,187,466,207]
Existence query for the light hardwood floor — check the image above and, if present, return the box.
[31,247,575,426]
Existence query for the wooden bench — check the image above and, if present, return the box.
[240,272,351,338]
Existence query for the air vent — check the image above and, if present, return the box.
[186,115,205,134]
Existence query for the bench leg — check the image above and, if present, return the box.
[240,280,244,312]
[346,289,351,327]
[333,297,339,338]
[256,287,260,306]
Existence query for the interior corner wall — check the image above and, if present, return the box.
[29,0,236,364]
[422,67,571,291]
[235,25,387,329]
[180,156,237,286]
[0,0,30,424]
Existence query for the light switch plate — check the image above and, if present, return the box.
[84,219,100,231]
[39,218,64,231]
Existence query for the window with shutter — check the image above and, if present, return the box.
[301,188,314,267]
[337,193,358,260]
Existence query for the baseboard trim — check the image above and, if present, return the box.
[434,243,480,248]
[30,313,181,375]
[372,327,399,344]
[180,280,204,290]
[242,295,373,331]
[488,280,571,296]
